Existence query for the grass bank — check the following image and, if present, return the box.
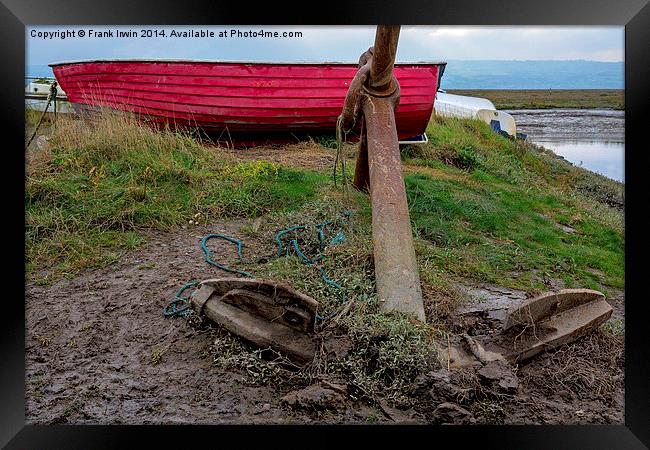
[447,89,624,110]
[25,112,326,278]
[402,115,624,292]
[25,111,624,408]
[25,110,624,298]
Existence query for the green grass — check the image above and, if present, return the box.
[405,171,623,290]
[26,112,326,279]
[27,112,622,291]
[400,115,624,291]
[25,110,624,299]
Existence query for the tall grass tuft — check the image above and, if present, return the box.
[26,111,325,279]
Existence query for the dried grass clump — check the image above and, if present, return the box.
[520,330,623,398]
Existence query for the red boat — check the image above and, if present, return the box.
[50,59,446,145]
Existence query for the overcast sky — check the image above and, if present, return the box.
[27,26,623,67]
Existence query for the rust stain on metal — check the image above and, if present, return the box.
[353,123,370,191]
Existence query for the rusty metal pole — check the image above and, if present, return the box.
[353,122,370,191]
[346,26,425,321]
[363,84,425,321]
[367,26,400,95]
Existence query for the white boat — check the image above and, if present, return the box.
[434,91,518,138]
[25,77,73,114]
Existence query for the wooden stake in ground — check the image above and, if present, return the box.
[26,82,58,148]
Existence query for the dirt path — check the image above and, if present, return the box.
[220,141,339,171]
[26,221,624,425]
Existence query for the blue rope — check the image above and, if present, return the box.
[316,220,332,250]
[163,281,199,317]
[201,233,254,278]
[330,232,346,246]
[275,225,307,256]
[166,211,354,323]
[289,240,343,291]
[275,212,354,321]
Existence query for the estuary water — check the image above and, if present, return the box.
[506,109,624,182]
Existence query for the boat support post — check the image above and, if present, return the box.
[339,25,425,321]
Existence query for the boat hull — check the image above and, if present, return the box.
[51,60,445,144]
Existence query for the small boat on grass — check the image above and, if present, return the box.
[434,90,525,139]
[25,77,74,114]
[50,59,446,146]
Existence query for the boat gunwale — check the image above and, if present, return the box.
[49,58,448,67]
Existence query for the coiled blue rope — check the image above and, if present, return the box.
[165,211,353,323]
[274,211,353,321]
[163,281,199,317]
[275,225,307,257]
[201,233,254,278]
[289,240,342,290]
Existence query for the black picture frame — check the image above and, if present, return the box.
[2,0,648,447]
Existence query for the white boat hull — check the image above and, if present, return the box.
[434,91,517,137]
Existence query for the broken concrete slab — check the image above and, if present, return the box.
[442,288,613,380]
[488,289,613,363]
[455,283,528,315]
[453,283,528,326]
[503,288,606,331]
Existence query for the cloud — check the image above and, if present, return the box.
[26,25,623,68]
[397,26,623,62]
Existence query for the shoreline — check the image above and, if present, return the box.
[446,89,624,110]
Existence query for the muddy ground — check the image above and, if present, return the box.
[25,220,624,425]
[25,221,380,424]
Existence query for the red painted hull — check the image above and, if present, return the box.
[51,60,445,144]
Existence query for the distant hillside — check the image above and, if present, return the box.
[439,60,624,89]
